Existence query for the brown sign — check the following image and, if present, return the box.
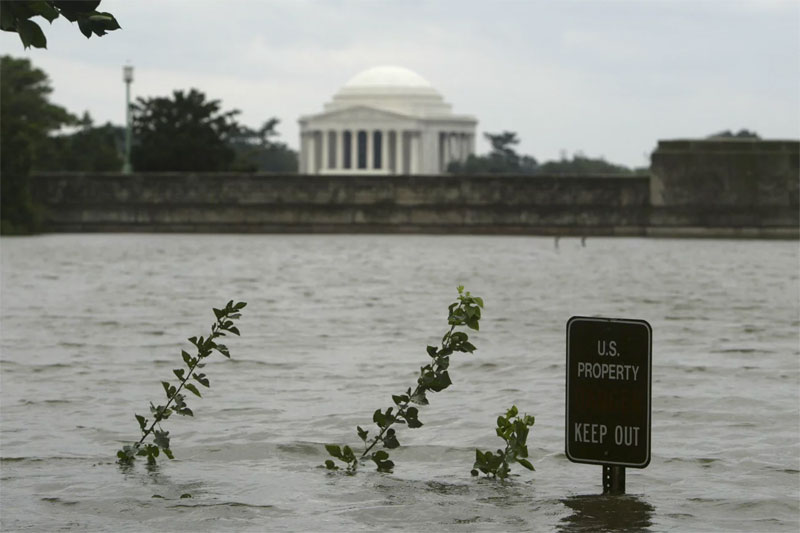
[566,316,651,468]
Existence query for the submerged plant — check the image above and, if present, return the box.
[116,300,246,466]
[325,286,483,473]
[471,405,535,480]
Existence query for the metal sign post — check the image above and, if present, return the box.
[565,316,652,494]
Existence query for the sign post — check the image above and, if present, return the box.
[565,316,652,494]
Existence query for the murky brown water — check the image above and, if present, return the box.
[1,234,798,531]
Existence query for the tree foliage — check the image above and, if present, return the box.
[449,131,638,176]
[707,129,760,139]
[448,131,538,175]
[34,112,123,172]
[230,118,298,172]
[537,152,635,175]
[0,55,75,233]
[0,0,120,49]
[131,89,243,172]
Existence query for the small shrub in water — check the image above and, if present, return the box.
[116,300,246,466]
[325,286,483,473]
[471,405,535,480]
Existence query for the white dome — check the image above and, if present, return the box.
[326,65,450,117]
[343,66,433,89]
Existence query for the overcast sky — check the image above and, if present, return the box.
[3,0,799,167]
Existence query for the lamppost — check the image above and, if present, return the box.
[122,64,134,174]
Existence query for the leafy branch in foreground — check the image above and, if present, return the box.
[116,300,246,466]
[325,286,483,473]
[1,1,121,50]
[471,405,535,480]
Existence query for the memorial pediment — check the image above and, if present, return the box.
[307,105,414,125]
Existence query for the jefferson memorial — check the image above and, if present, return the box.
[298,66,477,175]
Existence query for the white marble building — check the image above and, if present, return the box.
[298,66,477,175]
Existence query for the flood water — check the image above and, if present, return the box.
[1,234,798,531]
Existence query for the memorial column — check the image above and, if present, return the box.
[336,130,344,170]
[321,130,329,172]
[306,131,316,174]
[395,130,404,174]
[381,129,389,173]
[409,132,419,175]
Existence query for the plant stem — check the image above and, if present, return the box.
[360,324,457,459]
[136,321,219,447]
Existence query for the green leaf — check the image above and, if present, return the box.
[405,407,423,429]
[357,426,368,442]
[173,368,185,380]
[213,308,224,319]
[77,16,92,38]
[392,394,408,406]
[383,428,400,449]
[409,390,428,405]
[184,383,201,397]
[451,332,468,343]
[375,459,394,472]
[466,317,479,331]
[215,344,230,358]
[153,430,170,450]
[518,458,535,471]
[426,345,438,357]
[461,341,477,353]
[228,326,240,336]
[342,446,355,461]
[324,459,339,470]
[373,450,389,461]
[429,371,452,392]
[182,350,193,366]
[180,493,192,499]
[163,448,174,460]
[0,6,16,31]
[193,373,210,387]
[29,1,60,22]
[18,19,47,49]
[325,444,343,460]
[234,302,247,310]
[135,414,146,431]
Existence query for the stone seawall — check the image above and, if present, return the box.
[32,173,656,235]
[31,162,798,238]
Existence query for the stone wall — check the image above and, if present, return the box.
[32,173,652,235]
[31,139,799,238]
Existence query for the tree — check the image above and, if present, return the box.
[707,129,760,139]
[537,152,634,175]
[1,55,75,233]
[34,112,124,172]
[0,0,120,49]
[230,118,298,172]
[448,131,537,175]
[131,89,242,172]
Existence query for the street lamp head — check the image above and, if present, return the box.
[123,65,134,83]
